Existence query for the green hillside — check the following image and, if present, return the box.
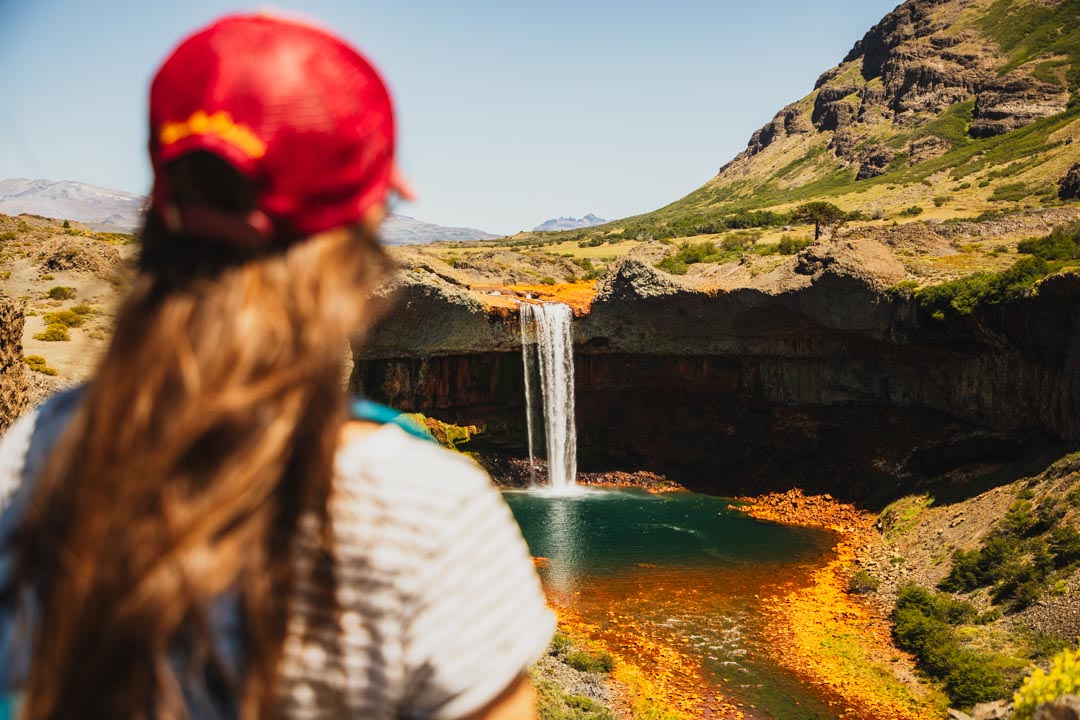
[512,0,1080,248]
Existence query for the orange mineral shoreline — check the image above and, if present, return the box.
[732,490,943,720]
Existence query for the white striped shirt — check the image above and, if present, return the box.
[0,392,555,719]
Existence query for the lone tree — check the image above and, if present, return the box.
[792,201,845,241]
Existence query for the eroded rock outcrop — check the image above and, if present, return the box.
[1061,162,1080,200]
[0,295,28,431]
[970,73,1070,138]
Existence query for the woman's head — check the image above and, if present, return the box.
[15,15,400,720]
[149,12,412,246]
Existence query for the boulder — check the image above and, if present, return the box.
[972,700,1012,720]
[1060,163,1080,201]
[1035,695,1080,720]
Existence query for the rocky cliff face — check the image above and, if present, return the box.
[353,241,1080,504]
[0,295,28,431]
[717,0,1077,188]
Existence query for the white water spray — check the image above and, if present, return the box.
[520,302,577,491]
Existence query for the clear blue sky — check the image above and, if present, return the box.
[0,0,898,235]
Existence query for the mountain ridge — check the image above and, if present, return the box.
[0,178,499,244]
[532,214,608,232]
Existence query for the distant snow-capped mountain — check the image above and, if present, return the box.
[533,214,607,232]
[0,179,498,244]
[380,214,499,245]
[0,178,146,231]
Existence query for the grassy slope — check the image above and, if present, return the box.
[448,0,1080,271]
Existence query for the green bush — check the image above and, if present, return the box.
[23,355,57,376]
[69,304,94,316]
[900,205,925,217]
[549,633,573,656]
[42,310,85,328]
[0,232,15,241]
[940,497,1079,609]
[778,235,813,255]
[564,649,615,674]
[991,182,1032,202]
[46,286,76,300]
[944,652,1007,709]
[33,324,70,342]
[1017,224,1080,261]
[934,196,949,207]
[539,277,556,285]
[848,569,881,594]
[892,585,1004,708]
[915,256,1048,319]
[656,240,736,274]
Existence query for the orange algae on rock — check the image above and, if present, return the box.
[554,605,740,720]
[737,490,943,720]
[472,280,597,318]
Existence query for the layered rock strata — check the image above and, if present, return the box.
[353,242,1080,504]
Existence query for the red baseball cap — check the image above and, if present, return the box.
[149,13,413,244]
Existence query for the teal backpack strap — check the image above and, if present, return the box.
[348,399,438,444]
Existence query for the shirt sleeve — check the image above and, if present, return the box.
[401,467,555,719]
[0,408,40,510]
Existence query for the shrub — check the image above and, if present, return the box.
[958,183,972,190]
[42,309,85,328]
[539,277,556,285]
[549,633,573,656]
[991,182,1031,202]
[944,651,1006,708]
[848,569,881,594]
[564,649,615,674]
[46,286,77,300]
[33,324,70,342]
[23,355,57,376]
[0,232,15,241]
[900,205,925,217]
[70,304,94,316]
[1012,644,1080,720]
[1017,224,1080,261]
[934,196,949,207]
[915,256,1048,319]
[61,220,70,229]
[778,235,812,255]
[656,240,733,274]
[892,585,1003,708]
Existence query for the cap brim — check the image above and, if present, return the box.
[390,164,416,202]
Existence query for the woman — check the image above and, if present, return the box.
[0,14,553,720]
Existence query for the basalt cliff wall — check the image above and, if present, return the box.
[352,243,1080,504]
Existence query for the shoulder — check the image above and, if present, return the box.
[0,385,86,505]
[335,423,494,512]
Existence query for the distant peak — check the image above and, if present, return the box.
[533,214,609,232]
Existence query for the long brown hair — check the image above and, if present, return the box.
[13,154,391,719]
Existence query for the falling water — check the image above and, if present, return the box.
[520,302,577,491]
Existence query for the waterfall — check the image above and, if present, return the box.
[520,302,577,491]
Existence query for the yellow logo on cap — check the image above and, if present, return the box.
[159,110,266,159]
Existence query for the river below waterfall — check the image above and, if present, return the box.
[505,488,844,719]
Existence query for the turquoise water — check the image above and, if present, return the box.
[504,488,845,719]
